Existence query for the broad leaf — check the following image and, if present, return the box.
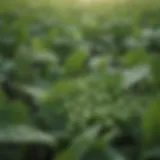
[56,125,101,160]
[142,98,160,147]
[122,65,150,89]
[64,47,88,75]
[0,125,54,145]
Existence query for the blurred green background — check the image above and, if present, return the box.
[0,0,160,160]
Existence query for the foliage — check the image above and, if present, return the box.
[0,0,160,160]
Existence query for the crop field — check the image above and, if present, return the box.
[0,0,160,160]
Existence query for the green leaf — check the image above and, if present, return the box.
[150,56,160,86]
[33,52,58,65]
[0,125,54,145]
[122,64,150,89]
[31,37,45,52]
[21,85,47,101]
[105,148,126,160]
[89,56,109,72]
[0,100,30,126]
[144,147,160,160]
[64,47,88,75]
[56,125,101,160]
[120,49,148,67]
[50,80,74,102]
[142,98,160,147]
